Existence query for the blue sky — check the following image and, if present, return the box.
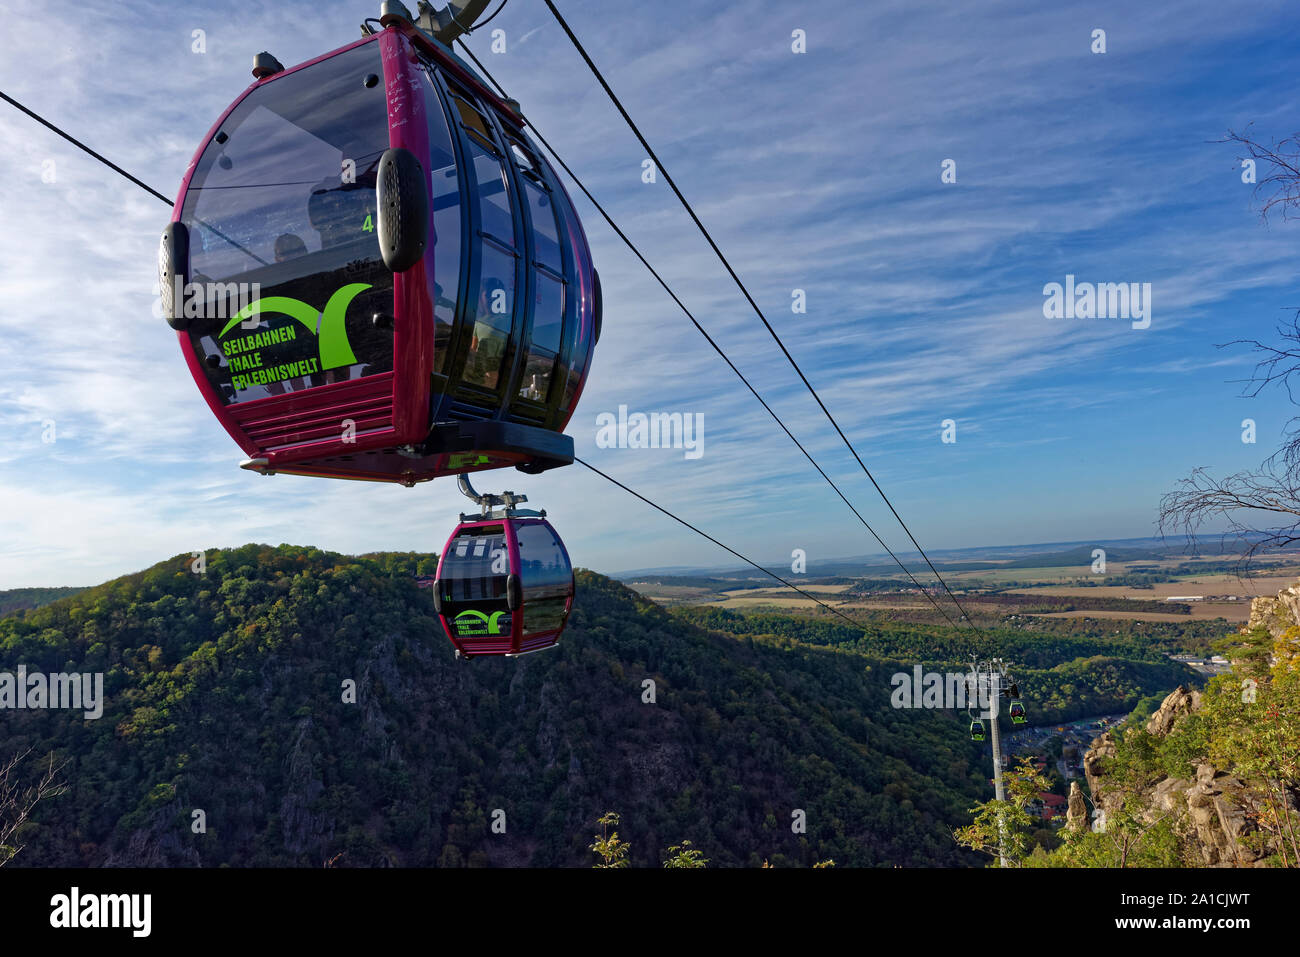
[2,0,1300,588]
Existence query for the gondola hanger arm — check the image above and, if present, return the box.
[379,0,493,43]
[456,473,546,521]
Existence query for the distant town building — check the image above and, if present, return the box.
[1030,792,1068,820]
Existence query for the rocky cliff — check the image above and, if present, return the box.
[1245,578,1300,635]
[1081,583,1299,866]
[1084,686,1266,864]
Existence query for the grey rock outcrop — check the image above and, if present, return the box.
[1066,781,1087,832]
[1245,580,1300,635]
[1082,683,1293,865]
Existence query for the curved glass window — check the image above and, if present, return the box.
[470,141,515,246]
[463,243,516,390]
[520,272,563,401]
[438,526,512,640]
[523,179,562,273]
[440,527,508,599]
[427,69,589,417]
[514,522,571,636]
[179,39,393,406]
[421,65,463,376]
[515,522,570,590]
[509,140,538,176]
[448,89,496,152]
[556,180,593,412]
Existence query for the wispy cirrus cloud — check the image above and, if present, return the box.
[2,0,1299,587]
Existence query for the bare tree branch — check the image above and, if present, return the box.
[1166,123,1300,572]
[1158,466,1300,575]
[0,748,68,866]
[1219,125,1300,223]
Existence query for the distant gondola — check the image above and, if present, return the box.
[433,480,574,657]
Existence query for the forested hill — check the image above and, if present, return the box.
[1,544,999,868]
[0,587,85,617]
[674,607,1199,726]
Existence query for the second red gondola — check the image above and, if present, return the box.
[433,505,574,657]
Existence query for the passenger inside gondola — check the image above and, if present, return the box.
[466,277,509,389]
[274,232,308,262]
[308,162,379,250]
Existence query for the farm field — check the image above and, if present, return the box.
[1036,607,1245,623]
[622,545,1300,630]
[1005,575,1300,601]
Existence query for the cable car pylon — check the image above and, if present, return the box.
[967,657,1030,867]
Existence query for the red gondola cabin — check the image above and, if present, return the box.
[161,14,599,485]
[433,516,574,657]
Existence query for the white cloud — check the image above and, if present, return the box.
[2,0,1299,586]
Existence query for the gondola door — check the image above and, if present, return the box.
[435,521,518,656]
[511,518,574,654]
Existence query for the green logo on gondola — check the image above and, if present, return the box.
[453,610,508,636]
[448,453,492,469]
[218,283,372,371]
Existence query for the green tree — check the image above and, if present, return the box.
[662,840,707,868]
[954,757,1051,867]
[590,812,630,868]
